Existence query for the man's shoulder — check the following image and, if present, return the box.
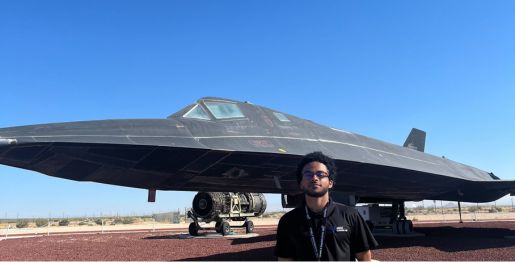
[331,201,360,215]
[278,206,304,223]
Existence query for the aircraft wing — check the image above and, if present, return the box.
[1,97,513,203]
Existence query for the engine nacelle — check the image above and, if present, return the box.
[191,192,267,222]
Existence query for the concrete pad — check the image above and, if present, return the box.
[2,235,44,240]
[178,232,259,239]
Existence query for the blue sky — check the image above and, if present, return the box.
[1,1,514,218]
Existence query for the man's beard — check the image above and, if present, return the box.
[303,186,329,198]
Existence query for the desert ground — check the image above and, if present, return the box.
[2,207,514,237]
[1,220,514,261]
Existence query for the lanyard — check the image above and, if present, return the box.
[305,205,328,261]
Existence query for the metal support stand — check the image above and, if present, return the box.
[399,201,407,220]
[458,201,463,223]
[390,200,407,223]
[390,201,399,224]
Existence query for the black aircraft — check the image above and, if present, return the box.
[1,97,514,235]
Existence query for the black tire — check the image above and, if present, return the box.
[393,220,401,234]
[403,220,413,234]
[245,220,254,234]
[215,221,221,233]
[221,221,231,236]
[400,220,406,234]
[189,222,199,236]
[392,220,412,235]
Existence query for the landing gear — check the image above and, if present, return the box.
[356,201,417,235]
[392,219,413,234]
[391,201,414,235]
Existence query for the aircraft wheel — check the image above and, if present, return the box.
[245,220,254,234]
[393,221,403,234]
[403,220,413,234]
[189,222,199,236]
[392,220,413,235]
[221,221,231,236]
[215,221,221,233]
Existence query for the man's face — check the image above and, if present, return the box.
[300,161,333,198]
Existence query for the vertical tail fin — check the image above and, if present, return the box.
[403,128,426,152]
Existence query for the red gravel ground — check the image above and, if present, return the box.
[0,221,514,260]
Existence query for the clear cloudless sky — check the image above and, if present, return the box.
[1,0,514,218]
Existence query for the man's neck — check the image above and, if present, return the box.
[305,193,330,212]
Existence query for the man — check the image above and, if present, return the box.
[275,151,378,261]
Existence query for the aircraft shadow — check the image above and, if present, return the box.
[142,225,514,260]
[143,232,277,260]
[229,234,276,244]
[142,233,275,242]
[375,225,515,252]
[177,247,275,261]
[143,234,182,240]
[181,226,515,261]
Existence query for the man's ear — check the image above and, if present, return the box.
[329,179,334,189]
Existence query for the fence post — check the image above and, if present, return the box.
[4,224,10,239]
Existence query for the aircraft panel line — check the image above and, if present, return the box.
[5,134,441,166]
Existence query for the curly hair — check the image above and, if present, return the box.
[296,151,337,184]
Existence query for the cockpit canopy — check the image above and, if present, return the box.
[170,97,291,123]
[203,101,245,119]
[182,104,211,120]
[181,99,245,121]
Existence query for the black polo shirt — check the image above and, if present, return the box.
[275,201,378,261]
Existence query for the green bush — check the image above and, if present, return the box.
[58,219,70,226]
[95,219,103,225]
[488,207,502,213]
[468,206,481,213]
[35,219,48,227]
[122,217,135,224]
[113,217,123,224]
[16,220,29,228]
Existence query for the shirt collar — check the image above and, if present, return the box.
[304,198,336,215]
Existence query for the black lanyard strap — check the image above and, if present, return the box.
[305,205,328,261]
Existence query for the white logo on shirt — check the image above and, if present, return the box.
[336,226,348,232]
